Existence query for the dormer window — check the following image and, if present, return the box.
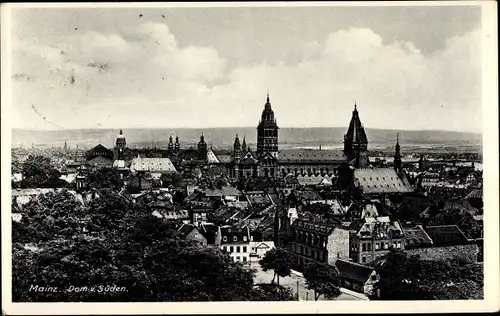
[243,236,247,241]
[233,236,238,242]
[223,236,227,242]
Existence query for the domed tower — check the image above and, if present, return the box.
[115,129,127,159]
[197,134,208,161]
[343,103,369,168]
[394,133,402,173]
[168,135,174,152]
[174,135,180,153]
[257,93,279,158]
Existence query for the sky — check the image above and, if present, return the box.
[8,4,483,132]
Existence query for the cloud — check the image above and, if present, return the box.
[10,23,481,133]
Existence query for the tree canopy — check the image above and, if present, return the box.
[372,249,483,300]
[12,189,292,302]
[20,155,68,188]
[303,262,341,300]
[259,247,294,285]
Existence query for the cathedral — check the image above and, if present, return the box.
[228,94,373,179]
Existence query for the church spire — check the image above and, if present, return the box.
[394,133,402,172]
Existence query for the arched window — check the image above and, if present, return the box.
[233,236,238,242]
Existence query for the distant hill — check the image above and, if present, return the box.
[11,127,482,152]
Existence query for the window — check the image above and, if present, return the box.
[367,243,372,251]
[223,246,227,252]
[375,243,380,250]
[233,236,237,242]
[371,275,377,281]
[243,246,247,252]
[362,256,366,263]
[243,257,247,262]
[230,246,234,253]
[223,236,227,242]
[362,243,367,251]
[384,242,389,249]
[236,246,241,253]
[243,236,247,241]
[236,256,240,261]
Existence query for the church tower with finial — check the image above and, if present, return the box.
[394,133,402,173]
[257,92,279,158]
[233,134,241,162]
[115,129,127,159]
[174,135,180,153]
[198,133,208,161]
[242,136,247,153]
[343,102,369,168]
[168,135,174,152]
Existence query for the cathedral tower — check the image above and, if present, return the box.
[343,103,369,168]
[168,135,174,152]
[242,136,247,153]
[115,129,127,159]
[257,93,279,158]
[198,134,208,161]
[233,134,241,162]
[174,135,180,153]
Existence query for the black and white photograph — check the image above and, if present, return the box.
[1,1,498,314]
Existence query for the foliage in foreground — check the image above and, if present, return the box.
[372,249,483,300]
[12,190,290,302]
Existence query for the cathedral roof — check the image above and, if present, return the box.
[130,157,177,173]
[345,104,368,144]
[353,168,414,194]
[259,93,278,128]
[278,149,346,163]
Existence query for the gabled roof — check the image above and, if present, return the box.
[423,225,470,246]
[177,223,197,237]
[207,149,221,164]
[278,149,346,163]
[87,155,113,166]
[335,259,375,283]
[354,168,414,194]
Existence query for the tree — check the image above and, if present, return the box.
[303,262,341,300]
[372,249,484,300]
[86,167,124,191]
[427,207,481,239]
[259,248,294,285]
[12,190,292,302]
[20,154,68,188]
[249,284,297,301]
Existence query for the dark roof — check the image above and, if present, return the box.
[424,225,469,247]
[199,223,218,244]
[403,226,433,248]
[335,259,374,283]
[291,218,337,235]
[220,225,250,244]
[345,106,368,145]
[177,223,197,237]
[278,149,346,163]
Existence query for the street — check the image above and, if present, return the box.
[251,264,363,301]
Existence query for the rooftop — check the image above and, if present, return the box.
[354,168,414,194]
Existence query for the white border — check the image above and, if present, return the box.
[2,1,498,314]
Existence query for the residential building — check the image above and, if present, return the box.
[335,259,379,296]
[215,225,252,264]
[287,218,350,272]
[350,216,405,264]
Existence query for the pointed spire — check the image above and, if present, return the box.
[354,101,357,112]
[267,90,270,104]
[396,133,400,145]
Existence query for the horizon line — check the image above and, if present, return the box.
[12,126,483,134]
